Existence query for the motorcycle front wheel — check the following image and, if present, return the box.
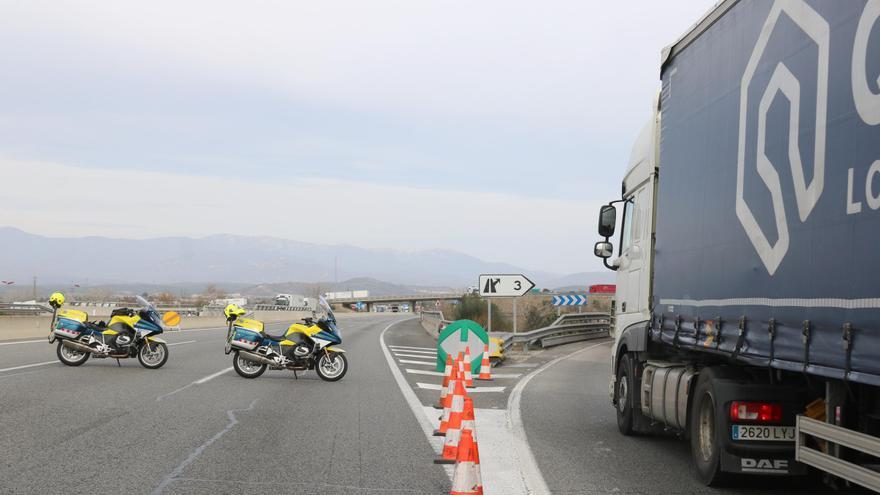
[315,352,348,382]
[233,351,267,378]
[57,341,90,366]
[138,342,169,369]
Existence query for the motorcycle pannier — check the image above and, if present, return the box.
[53,309,88,339]
[230,327,262,351]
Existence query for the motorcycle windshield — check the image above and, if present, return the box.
[136,295,164,330]
[318,296,338,333]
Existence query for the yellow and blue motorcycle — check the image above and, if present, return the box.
[223,296,347,381]
[47,293,169,369]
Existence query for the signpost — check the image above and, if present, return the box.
[436,319,488,373]
[478,274,535,333]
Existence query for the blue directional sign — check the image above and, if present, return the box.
[552,294,587,306]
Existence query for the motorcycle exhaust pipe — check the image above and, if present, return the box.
[61,339,98,354]
[237,350,281,367]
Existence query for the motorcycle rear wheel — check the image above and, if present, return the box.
[57,341,90,366]
[233,351,267,378]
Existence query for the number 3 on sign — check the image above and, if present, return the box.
[514,281,521,291]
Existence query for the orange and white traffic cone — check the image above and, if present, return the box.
[435,354,454,409]
[449,429,483,495]
[435,380,467,464]
[476,343,492,381]
[459,397,482,492]
[462,347,474,387]
[435,360,462,436]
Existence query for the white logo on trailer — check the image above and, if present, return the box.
[736,0,829,276]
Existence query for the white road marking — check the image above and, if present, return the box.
[379,319,447,458]
[156,367,234,401]
[484,373,522,379]
[0,339,46,346]
[508,339,613,495]
[504,363,538,368]
[149,399,258,495]
[0,361,57,373]
[393,352,439,359]
[397,359,437,366]
[416,382,505,393]
[194,366,234,384]
[405,368,444,377]
[389,347,436,355]
[388,345,436,351]
[167,340,197,346]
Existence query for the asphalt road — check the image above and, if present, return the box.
[520,340,835,495]
[0,314,450,495]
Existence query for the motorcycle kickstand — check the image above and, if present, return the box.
[293,369,298,380]
[116,358,121,367]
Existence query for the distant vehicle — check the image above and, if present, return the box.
[211,297,247,307]
[466,286,479,295]
[594,1,880,490]
[274,294,306,307]
[588,284,615,294]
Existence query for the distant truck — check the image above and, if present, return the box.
[588,284,616,295]
[594,1,880,490]
[273,294,307,308]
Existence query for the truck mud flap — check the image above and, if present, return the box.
[720,451,807,476]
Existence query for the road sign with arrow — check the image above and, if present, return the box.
[437,319,488,372]
[552,294,588,306]
[478,274,535,298]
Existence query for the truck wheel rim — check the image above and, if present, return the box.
[617,376,628,412]
[698,395,715,461]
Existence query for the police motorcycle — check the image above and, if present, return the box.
[223,296,347,381]
[47,292,170,369]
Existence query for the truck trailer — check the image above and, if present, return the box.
[594,0,880,489]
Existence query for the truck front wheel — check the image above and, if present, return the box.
[689,368,728,486]
[615,354,638,435]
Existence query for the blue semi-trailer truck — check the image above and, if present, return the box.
[594,0,880,490]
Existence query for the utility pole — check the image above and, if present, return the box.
[32,276,37,301]
[334,256,338,284]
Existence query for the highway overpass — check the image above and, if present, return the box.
[326,292,463,311]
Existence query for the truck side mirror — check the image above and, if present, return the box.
[594,241,614,259]
[598,205,616,238]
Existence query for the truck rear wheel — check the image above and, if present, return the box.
[689,368,728,486]
[616,354,639,436]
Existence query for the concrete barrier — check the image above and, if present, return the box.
[0,311,311,342]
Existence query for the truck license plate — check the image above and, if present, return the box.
[731,425,795,442]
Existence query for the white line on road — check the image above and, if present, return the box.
[405,368,444,376]
[393,352,439,359]
[194,366,234,384]
[0,339,47,346]
[0,361,58,373]
[397,359,436,366]
[508,339,613,495]
[484,373,522,379]
[156,367,234,401]
[166,340,197,347]
[389,347,436,355]
[388,345,436,351]
[416,382,505,393]
[379,318,446,455]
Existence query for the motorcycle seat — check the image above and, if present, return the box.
[262,329,288,341]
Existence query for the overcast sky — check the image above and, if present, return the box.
[0,0,714,274]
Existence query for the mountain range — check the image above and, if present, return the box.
[0,227,612,290]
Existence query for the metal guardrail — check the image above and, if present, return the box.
[493,313,612,351]
[0,302,53,315]
[796,415,880,492]
[251,304,311,312]
[418,311,612,350]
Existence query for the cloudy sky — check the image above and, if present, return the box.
[0,0,713,274]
